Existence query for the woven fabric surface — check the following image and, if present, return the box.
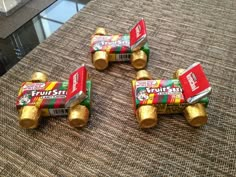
[0,0,236,176]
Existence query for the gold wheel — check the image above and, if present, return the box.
[68,105,89,127]
[19,106,41,129]
[183,103,208,127]
[31,72,48,82]
[136,70,152,80]
[92,51,109,70]
[136,105,157,128]
[95,27,106,35]
[131,50,147,69]
[173,68,185,79]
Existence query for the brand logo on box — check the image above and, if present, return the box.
[135,24,142,38]
[23,83,45,90]
[186,72,199,91]
[72,73,79,92]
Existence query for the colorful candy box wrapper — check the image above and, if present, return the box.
[132,79,209,114]
[16,80,92,117]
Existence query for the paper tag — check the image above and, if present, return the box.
[130,19,147,51]
[179,62,212,103]
[65,65,87,108]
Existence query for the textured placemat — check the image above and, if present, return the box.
[0,0,56,39]
[0,0,236,176]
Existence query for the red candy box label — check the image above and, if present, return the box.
[179,62,212,103]
[65,65,87,108]
[130,19,147,51]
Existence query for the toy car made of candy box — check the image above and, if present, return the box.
[16,66,92,129]
[131,63,211,128]
[90,19,150,70]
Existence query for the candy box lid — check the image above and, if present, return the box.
[179,62,212,103]
[130,18,147,51]
[65,65,88,108]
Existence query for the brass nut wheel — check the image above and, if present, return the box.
[19,106,41,129]
[95,27,106,35]
[131,50,147,69]
[183,103,208,127]
[136,70,152,80]
[136,105,157,128]
[68,105,89,128]
[92,51,109,70]
[31,72,48,82]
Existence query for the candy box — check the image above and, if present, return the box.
[90,19,150,70]
[131,69,211,128]
[16,66,91,129]
[132,79,208,114]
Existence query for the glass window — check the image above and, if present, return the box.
[40,18,62,38]
[40,0,78,23]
